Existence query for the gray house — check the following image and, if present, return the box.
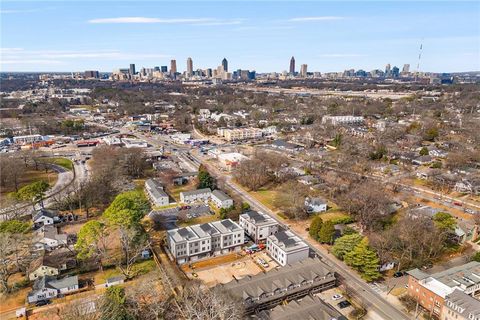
[27,275,79,303]
[180,188,212,204]
[211,189,233,209]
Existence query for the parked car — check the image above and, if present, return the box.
[35,300,51,307]
[257,258,269,268]
[337,301,351,309]
[332,294,343,300]
[393,271,405,278]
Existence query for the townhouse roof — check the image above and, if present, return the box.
[432,261,480,289]
[240,210,277,226]
[211,189,231,202]
[259,295,347,320]
[407,268,429,280]
[181,188,212,197]
[308,197,327,206]
[145,179,169,200]
[167,219,241,243]
[47,275,78,290]
[268,231,309,253]
[222,258,334,300]
[445,289,480,318]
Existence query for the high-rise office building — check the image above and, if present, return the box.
[206,68,212,78]
[222,58,228,72]
[385,63,391,76]
[289,56,295,74]
[170,60,177,74]
[84,70,99,79]
[392,66,400,78]
[161,66,168,73]
[154,66,160,72]
[402,64,410,73]
[129,64,136,75]
[187,57,193,76]
[300,64,308,77]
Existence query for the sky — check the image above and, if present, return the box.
[1,1,479,73]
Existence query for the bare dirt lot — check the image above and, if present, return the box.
[186,251,278,286]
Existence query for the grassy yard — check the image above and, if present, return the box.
[317,210,351,223]
[249,188,280,212]
[168,184,195,202]
[92,260,156,284]
[44,157,74,170]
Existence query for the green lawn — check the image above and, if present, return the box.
[93,260,156,284]
[249,188,280,211]
[179,214,220,227]
[45,157,74,170]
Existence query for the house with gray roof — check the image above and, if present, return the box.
[221,258,336,314]
[305,197,327,213]
[27,275,79,303]
[211,189,233,209]
[257,295,347,320]
[33,225,69,251]
[266,230,309,266]
[145,178,169,206]
[166,219,244,264]
[443,289,480,320]
[32,209,59,228]
[180,188,212,204]
[239,210,279,243]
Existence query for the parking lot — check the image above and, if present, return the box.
[148,204,212,230]
[315,287,354,318]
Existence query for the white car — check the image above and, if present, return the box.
[332,294,343,300]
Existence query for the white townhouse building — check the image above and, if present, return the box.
[167,219,244,264]
[267,230,309,266]
[211,189,233,209]
[180,188,212,204]
[239,210,279,243]
[145,179,169,206]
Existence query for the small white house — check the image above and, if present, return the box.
[305,197,327,213]
[32,209,59,228]
[27,276,79,303]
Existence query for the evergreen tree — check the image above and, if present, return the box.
[198,165,215,189]
[419,147,429,156]
[318,220,336,244]
[309,216,323,240]
[332,233,363,260]
[344,238,381,282]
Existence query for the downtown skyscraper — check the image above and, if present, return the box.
[289,56,295,74]
[222,58,228,72]
[170,59,177,74]
[186,57,193,77]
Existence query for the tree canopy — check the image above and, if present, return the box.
[332,233,363,260]
[0,220,31,234]
[344,238,381,282]
[433,212,456,231]
[309,216,323,240]
[103,190,150,228]
[317,221,336,244]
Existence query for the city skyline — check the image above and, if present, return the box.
[1,1,479,72]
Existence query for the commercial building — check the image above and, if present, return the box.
[13,134,43,145]
[170,59,177,74]
[180,188,212,204]
[217,152,248,171]
[186,57,193,77]
[289,56,295,74]
[166,219,244,264]
[407,262,480,318]
[210,189,233,209]
[300,64,308,78]
[144,179,169,207]
[129,63,136,75]
[222,58,228,72]
[84,70,99,79]
[222,258,336,314]
[239,210,279,243]
[266,230,310,266]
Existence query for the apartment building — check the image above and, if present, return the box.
[442,289,480,320]
[216,127,263,142]
[239,210,279,243]
[266,230,310,266]
[222,258,336,314]
[211,189,234,209]
[180,188,212,204]
[166,219,244,264]
[407,262,480,318]
[144,179,169,206]
[321,115,364,126]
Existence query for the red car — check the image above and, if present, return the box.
[453,202,462,206]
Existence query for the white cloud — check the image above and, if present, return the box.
[87,17,243,26]
[1,59,64,65]
[319,53,366,58]
[289,16,345,22]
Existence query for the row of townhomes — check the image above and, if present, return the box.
[145,178,169,206]
[407,261,480,319]
[167,210,311,268]
[179,188,233,208]
[221,258,337,314]
[166,219,244,264]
